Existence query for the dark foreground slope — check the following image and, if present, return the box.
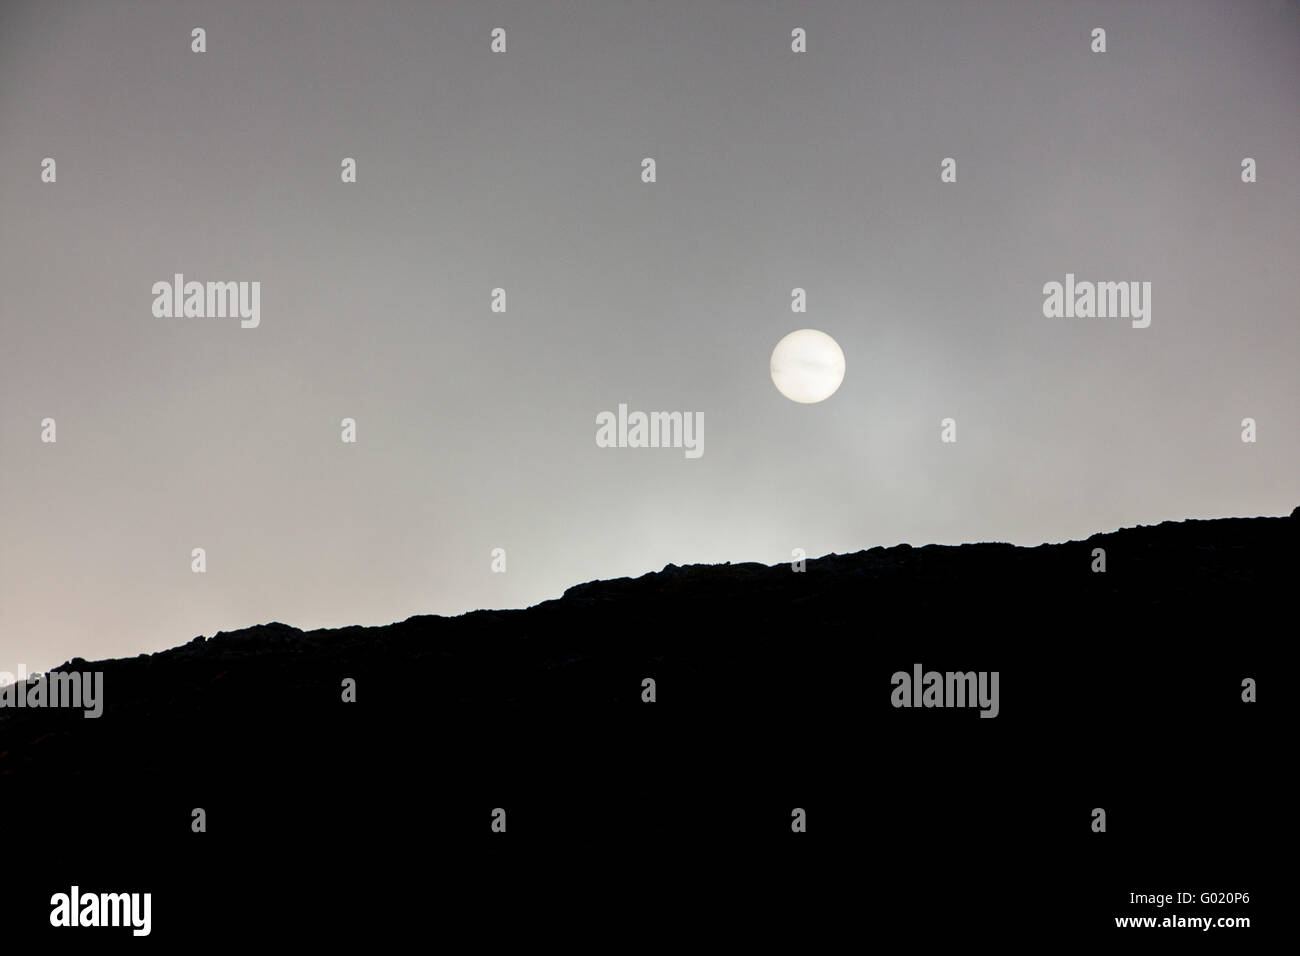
[1,513,1291,944]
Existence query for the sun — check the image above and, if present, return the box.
[770,329,845,403]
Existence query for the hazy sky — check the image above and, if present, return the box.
[2,0,1297,675]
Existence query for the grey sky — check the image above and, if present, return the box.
[2,0,1297,675]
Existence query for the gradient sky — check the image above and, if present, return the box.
[2,0,1297,676]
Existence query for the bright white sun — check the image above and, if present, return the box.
[770,329,846,403]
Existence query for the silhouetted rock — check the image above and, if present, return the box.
[0,511,1288,944]
[1,509,1291,783]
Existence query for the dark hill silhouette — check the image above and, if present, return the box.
[1,510,1289,942]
